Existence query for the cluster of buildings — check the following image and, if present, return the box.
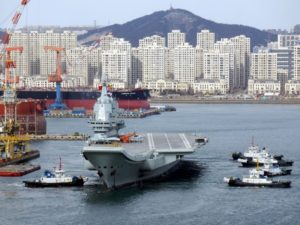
[1,29,300,96]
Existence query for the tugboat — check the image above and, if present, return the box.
[224,168,291,188]
[237,155,293,167]
[23,158,87,188]
[232,138,283,161]
[257,162,292,177]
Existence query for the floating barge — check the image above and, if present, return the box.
[0,164,40,177]
[0,150,40,167]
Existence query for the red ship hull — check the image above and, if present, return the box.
[0,99,47,135]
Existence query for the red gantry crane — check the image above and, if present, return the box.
[43,46,67,110]
[4,46,23,85]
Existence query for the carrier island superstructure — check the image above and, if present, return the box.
[82,77,208,189]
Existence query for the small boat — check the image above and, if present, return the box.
[224,169,291,188]
[238,156,293,167]
[232,138,283,161]
[258,162,292,177]
[23,158,87,188]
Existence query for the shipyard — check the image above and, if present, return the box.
[1,1,300,225]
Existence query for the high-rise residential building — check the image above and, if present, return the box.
[28,31,40,75]
[167,30,185,49]
[197,29,215,51]
[269,47,293,79]
[203,51,230,92]
[277,68,288,94]
[131,47,143,85]
[99,33,117,51]
[173,43,195,84]
[278,34,300,48]
[66,47,89,86]
[66,47,101,86]
[7,30,77,78]
[165,48,174,80]
[142,43,165,82]
[39,30,61,76]
[139,35,165,48]
[109,38,132,84]
[102,49,129,85]
[293,45,300,80]
[230,35,250,89]
[250,50,277,81]
[8,31,30,77]
[195,46,204,80]
[60,31,77,72]
[39,30,77,76]
[214,38,236,91]
[87,48,101,85]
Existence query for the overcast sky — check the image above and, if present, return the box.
[0,0,299,30]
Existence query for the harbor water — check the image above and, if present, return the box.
[1,104,300,225]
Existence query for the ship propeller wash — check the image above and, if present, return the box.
[82,76,208,189]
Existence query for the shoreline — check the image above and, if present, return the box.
[150,97,300,104]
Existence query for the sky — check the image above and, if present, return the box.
[0,0,299,30]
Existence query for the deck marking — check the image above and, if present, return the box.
[147,133,155,150]
[164,133,172,150]
[179,133,192,149]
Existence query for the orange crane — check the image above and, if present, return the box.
[4,46,23,85]
[1,0,30,45]
[43,46,67,110]
[44,46,65,83]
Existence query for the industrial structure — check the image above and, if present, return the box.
[43,46,67,110]
[0,0,41,172]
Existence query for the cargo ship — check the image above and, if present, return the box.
[0,88,151,111]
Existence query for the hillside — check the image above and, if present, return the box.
[79,8,276,47]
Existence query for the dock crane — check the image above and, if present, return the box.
[0,0,40,165]
[3,47,23,126]
[43,46,67,110]
[1,0,30,45]
[4,47,23,86]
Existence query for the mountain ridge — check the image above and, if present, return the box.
[79,8,276,47]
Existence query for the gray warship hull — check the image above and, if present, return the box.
[83,133,204,189]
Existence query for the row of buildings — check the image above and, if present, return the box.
[1,29,300,96]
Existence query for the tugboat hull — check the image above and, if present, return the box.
[23,177,85,188]
[232,152,283,161]
[227,178,291,188]
[264,169,292,177]
[240,159,293,167]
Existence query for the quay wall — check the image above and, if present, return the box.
[151,97,300,105]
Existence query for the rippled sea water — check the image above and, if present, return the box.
[1,104,300,225]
